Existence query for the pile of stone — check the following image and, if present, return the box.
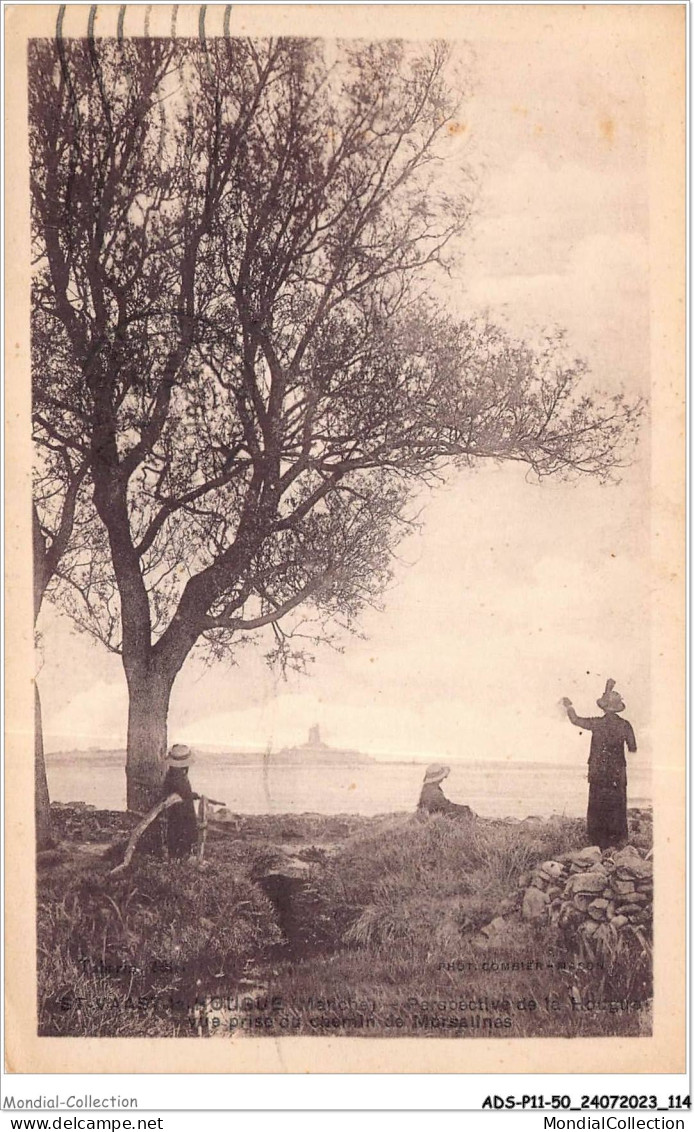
[479,844,652,954]
[525,844,652,950]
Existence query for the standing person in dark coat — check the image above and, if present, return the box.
[561,679,637,849]
[161,744,200,860]
[417,764,475,818]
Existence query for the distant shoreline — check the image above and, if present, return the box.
[44,749,651,771]
[46,753,420,769]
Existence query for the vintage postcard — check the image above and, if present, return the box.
[4,3,685,1073]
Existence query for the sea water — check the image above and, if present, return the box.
[46,754,652,818]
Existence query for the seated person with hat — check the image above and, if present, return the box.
[417,764,475,818]
[162,743,200,860]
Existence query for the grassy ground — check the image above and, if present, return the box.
[37,807,653,1039]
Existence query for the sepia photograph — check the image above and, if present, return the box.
[4,2,685,1074]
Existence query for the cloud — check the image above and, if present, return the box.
[45,680,128,750]
[467,152,645,274]
[462,225,649,394]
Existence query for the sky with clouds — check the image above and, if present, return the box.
[38,21,652,769]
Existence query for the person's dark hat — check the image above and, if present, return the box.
[596,678,625,713]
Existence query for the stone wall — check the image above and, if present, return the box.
[481,843,653,956]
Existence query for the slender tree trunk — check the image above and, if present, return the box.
[125,670,174,812]
[34,683,53,850]
[33,509,53,850]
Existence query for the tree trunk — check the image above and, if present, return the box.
[125,672,173,813]
[34,683,53,851]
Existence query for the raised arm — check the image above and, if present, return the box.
[561,698,596,730]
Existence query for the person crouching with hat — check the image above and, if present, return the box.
[162,744,200,860]
[561,679,637,849]
[418,764,475,819]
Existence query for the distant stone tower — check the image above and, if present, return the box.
[308,724,322,746]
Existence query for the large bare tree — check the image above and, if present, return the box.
[30,36,642,810]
